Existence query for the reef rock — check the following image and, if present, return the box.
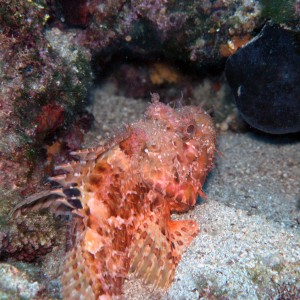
[0,263,44,299]
[0,1,93,193]
[56,0,263,67]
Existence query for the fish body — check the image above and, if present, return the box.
[12,94,216,299]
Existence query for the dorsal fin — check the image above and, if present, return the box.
[9,190,57,218]
[70,129,131,161]
[10,126,132,219]
[9,187,83,218]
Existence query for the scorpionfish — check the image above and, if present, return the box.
[12,94,216,299]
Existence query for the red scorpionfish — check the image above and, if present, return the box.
[12,93,216,299]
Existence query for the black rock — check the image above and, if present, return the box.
[225,23,300,134]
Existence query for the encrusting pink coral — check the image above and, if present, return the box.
[11,94,216,299]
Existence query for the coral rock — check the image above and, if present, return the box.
[0,263,44,299]
[0,1,92,193]
[35,104,64,134]
[61,0,90,27]
[2,216,57,262]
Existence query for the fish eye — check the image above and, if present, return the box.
[182,123,196,140]
[186,124,195,135]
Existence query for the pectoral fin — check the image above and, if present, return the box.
[129,212,199,289]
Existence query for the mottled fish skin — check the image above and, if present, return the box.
[12,94,216,299]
